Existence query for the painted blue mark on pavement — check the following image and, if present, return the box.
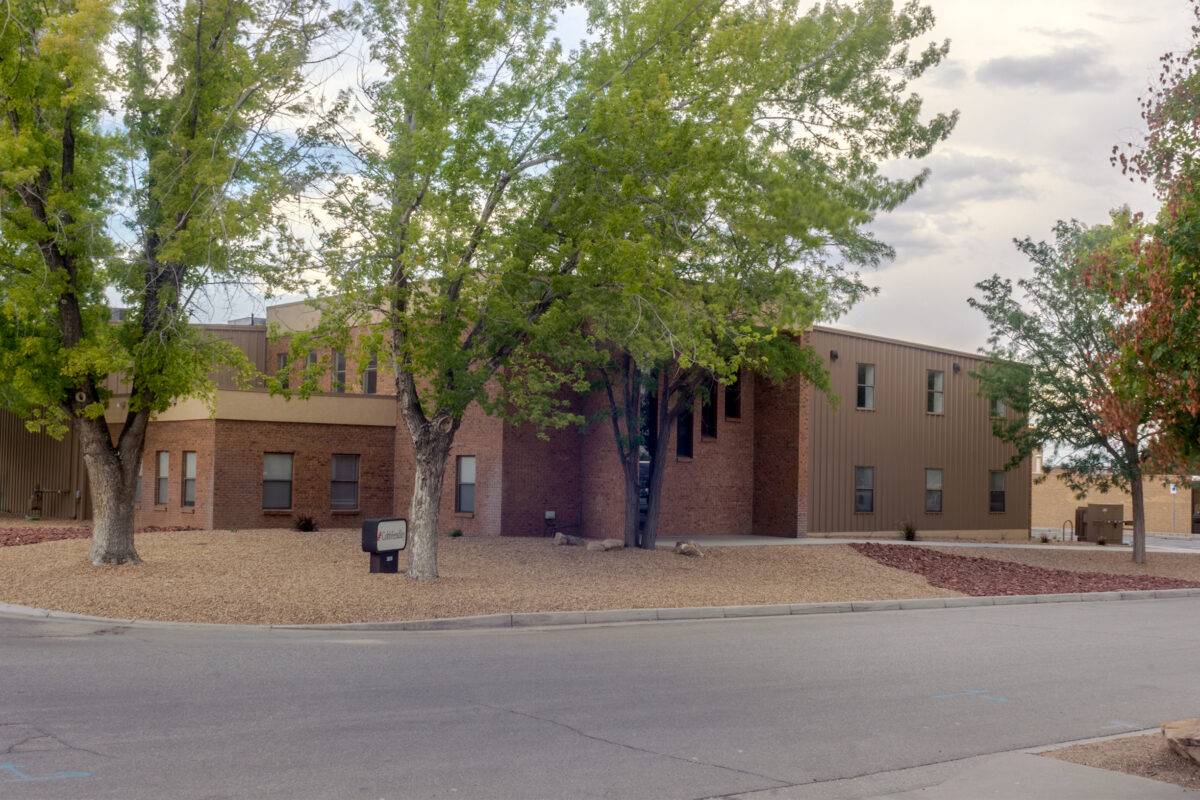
[0,764,91,782]
[933,689,1009,702]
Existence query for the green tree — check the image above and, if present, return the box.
[970,217,1170,563]
[0,0,325,563]
[306,0,955,578]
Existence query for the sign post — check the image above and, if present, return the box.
[361,518,407,573]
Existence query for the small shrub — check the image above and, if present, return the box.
[900,522,917,541]
[294,515,319,532]
[1040,534,1050,544]
[448,529,463,538]
[1096,536,1107,546]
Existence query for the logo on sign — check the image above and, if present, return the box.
[375,519,407,551]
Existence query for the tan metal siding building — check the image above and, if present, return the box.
[0,409,92,520]
[803,328,1030,540]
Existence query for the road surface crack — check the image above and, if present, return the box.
[472,702,790,789]
[0,723,108,758]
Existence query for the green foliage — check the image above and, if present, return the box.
[969,217,1157,496]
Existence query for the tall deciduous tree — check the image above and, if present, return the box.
[309,0,956,578]
[0,0,325,563]
[970,218,1169,563]
[1089,0,1200,472]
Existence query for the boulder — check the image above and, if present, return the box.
[553,532,585,546]
[586,539,624,552]
[674,540,704,557]
[1162,718,1200,766]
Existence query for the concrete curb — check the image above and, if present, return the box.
[5,587,1200,632]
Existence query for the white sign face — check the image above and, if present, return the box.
[1170,484,1178,495]
[376,519,408,552]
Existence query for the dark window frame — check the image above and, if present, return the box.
[700,389,718,439]
[182,451,196,507]
[724,377,741,420]
[676,410,694,458]
[989,470,1006,513]
[135,459,143,504]
[276,352,289,390]
[331,453,359,510]
[155,451,169,506]
[927,370,945,414]
[363,357,377,395]
[263,452,294,510]
[925,468,943,513]
[989,397,1006,418]
[456,455,476,513]
[857,363,875,410]
[332,350,347,393]
[854,466,874,513]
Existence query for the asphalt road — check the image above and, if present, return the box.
[2,598,1198,800]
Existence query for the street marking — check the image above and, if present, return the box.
[0,764,91,782]
[933,689,1009,702]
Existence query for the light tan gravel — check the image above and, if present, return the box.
[1044,733,1200,792]
[0,529,964,625]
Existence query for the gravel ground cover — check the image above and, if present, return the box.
[850,542,1200,594]
[0,524,191,547]
[1044,733,1200,792]
[0,528,962,625]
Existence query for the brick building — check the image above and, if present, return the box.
[2,303,1030,540]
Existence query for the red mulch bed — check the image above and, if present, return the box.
[850,543,1200,595]
[0,526,195,547]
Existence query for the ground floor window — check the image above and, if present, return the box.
[156,451,169,505]
[855,467,874,513]
[677,410,694,458]
[331,454,359,509]
[182,451,196,507]
[925,468,943,513]
[263,453,294,509]
[456,456,476,513]
[989,470,1006,513]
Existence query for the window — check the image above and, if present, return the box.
[989,470,1006,513]
[155,451,169,505]
[263,453,293,509]
[331,454,359,509]
[926,370,944,414]
[135,459,142,504]
[925,468,943,513]
[456,456,476,513]
[363,357,377,395]
[857,363,875,409]
[332,350,346,393]
[182,451,196,507]
[854,467,874,513]
[725,378,741,419]
[989,397,1006,417]
[276,353,289,390]
[700,389,717,439]
[677,410,694,458]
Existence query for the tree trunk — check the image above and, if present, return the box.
[621,460,639,548]
[1128,459,1147,565]
[76,414,142,565]
[640,418,672,549]
[403,414,457,581]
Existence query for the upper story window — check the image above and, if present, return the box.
[989,397,1006,418]
[363,357,377,395]
[926,370,944,414]
[700,389,717,439]
[857,364,875,409]
[725,378,741,419]
[989,470,1006,513]
[276,353,289,390]
[332,350,347,393]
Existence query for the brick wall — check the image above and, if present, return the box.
[132,420,217,529]
[656,378,756,537]
[266,326,399,396]
[502,409,584,538]
[207,419,394,530]
[1032,470,1196,536]
[752,373,805,537]
[578,392,634,540]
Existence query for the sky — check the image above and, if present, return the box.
[836,0,1193,352]
[210,0,1195,354]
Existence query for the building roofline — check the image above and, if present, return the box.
[810,325,988,363]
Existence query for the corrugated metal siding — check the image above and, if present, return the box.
[0,409,91,520]
[104,324,267,394]
[807,329,1029,534]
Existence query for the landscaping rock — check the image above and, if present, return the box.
[674,540,704,557]
[586,539,623,552]
[1162,718,1200,766]
[552,532,584,546]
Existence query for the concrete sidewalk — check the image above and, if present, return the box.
[656,534,1200,553]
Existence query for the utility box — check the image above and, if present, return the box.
[362,518,407,573]
[1076,504,1124,544]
